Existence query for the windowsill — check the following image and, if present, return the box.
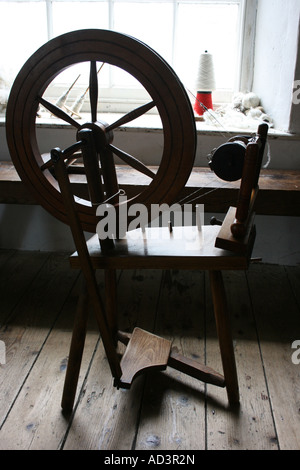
[1,113,299,140]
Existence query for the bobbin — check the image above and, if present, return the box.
[208,137,248,182]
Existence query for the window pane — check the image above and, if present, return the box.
[52,1,109,37]
[0,0,243,113]
[48,2,110,103]
[0,2,48,78]
[113,2,173,63]
[112,1,173,88]
[175,3,240,93]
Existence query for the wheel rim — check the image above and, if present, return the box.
[6,29,196,232]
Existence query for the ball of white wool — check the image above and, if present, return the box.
[232,92,244,109]
[242,92,260,110]
[248,107,263,118]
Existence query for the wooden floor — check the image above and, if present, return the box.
[0,249,299,451]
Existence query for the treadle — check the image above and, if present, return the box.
[116,329,226,390]
[117,328,172,388]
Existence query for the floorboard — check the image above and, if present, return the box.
[205,270,277,450]
[0,250,299,450]
[135,270,206,451]
[247,265,300,450]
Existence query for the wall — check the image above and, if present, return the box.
[253,0,300,133]
[2,123,300,169]
[290,17,300,133]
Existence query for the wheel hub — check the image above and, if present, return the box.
[77,120,114,152]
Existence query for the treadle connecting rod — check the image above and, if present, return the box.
[41,140,86,171]
[168,347,225,387]
[115,328,225,389]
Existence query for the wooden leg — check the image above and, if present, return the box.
[209,270,239,405]
[61,278,89,412]
[105,269,118,344]
[54,147,122,382]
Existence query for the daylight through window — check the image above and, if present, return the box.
[0,0,252,112]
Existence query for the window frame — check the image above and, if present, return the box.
[1,0,258,113]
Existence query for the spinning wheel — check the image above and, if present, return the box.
[6,29,269,412]
[6,29,196,233]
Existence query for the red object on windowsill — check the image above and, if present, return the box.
[194,91,213,116]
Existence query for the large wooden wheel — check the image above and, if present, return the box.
[6,29,196,232]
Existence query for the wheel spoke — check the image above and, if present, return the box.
[106,101,156,132]
[108,144,155,179]
[38,96,80,128]
[89,61,98,122]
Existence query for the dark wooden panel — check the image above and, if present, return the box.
[1,162,300,216]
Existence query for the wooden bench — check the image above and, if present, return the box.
[0,161,300,217]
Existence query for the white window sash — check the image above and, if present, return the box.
[238,0,258,93]
[1,0,257,112]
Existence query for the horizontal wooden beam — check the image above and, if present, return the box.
[0,162,299,216]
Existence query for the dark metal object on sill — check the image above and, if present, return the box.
[208,136,249,182]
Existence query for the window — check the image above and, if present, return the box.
[0,0,256,113]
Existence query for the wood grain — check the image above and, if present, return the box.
[0,274,99,450]
[119,327,171,388]
[247,265,300,450]
[135,269,207,451]
[63,269,162,450]
[1,251,299,450]
[1,162,299,216]
[205,269,279,450]
[70,226,250,271]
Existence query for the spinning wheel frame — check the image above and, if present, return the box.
[6,29,197,232]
